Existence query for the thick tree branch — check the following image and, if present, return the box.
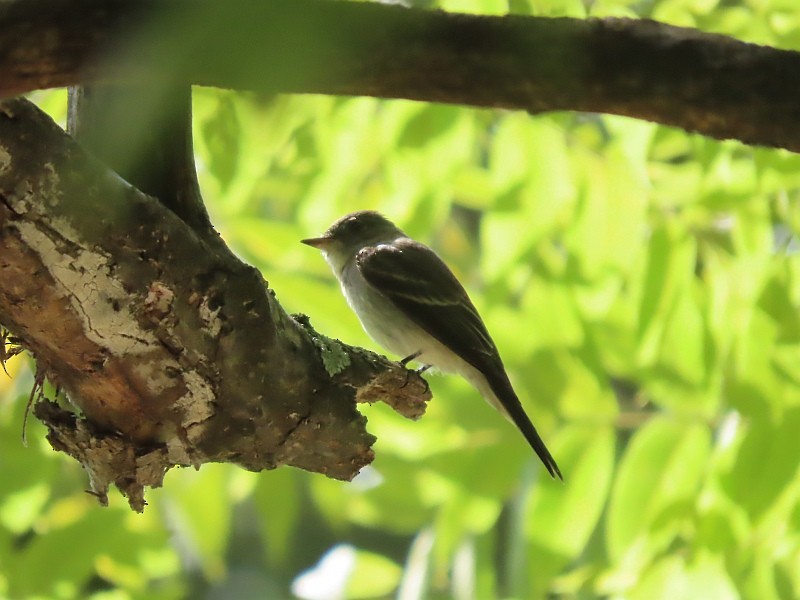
[0,0,798,151]
[67,85,217,241]
[0,98,430,510]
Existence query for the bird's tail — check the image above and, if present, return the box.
[482,373,562,480]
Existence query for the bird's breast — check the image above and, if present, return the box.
[336,260,462,373]
[339,261,413,353]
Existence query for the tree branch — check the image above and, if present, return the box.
[0,0,798,151]
[67,85,217,241]
[0,97,430,510]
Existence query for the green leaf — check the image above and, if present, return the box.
[627,555,687,600]
[565,136,649,279]
[253,469,300,565]
[431,489,501,570]
[607,417,711,565]
[200,94,242,193]
[345,549,403,598]
[158,464,232,579]
[720,407,800,522]
[637,224,697,367]
[7,500,172,598]
[523,425,615,596]
[397,104,461,149]
[628,553,737,600]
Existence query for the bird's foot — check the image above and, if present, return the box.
[415,368,430,395]
[400,351,422,367]
[399,353,430,394]
[400,366,430,394]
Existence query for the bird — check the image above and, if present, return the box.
[302,210,561,479]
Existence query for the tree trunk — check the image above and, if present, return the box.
[0,97,430,511]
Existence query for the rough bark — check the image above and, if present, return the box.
[0,0,798,151]
[0,98,430,511]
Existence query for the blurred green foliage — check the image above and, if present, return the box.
[4,0,800,598]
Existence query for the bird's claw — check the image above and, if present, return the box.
[400,362,430,394]
[400,351,421,367]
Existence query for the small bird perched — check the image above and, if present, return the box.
[302,211,561,479]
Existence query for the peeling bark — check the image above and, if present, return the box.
[0,98,430,511]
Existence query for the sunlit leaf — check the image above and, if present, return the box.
[607,418,711,565]
[720,407,800,522]
[523,425,615,596]
[345,548,403,598]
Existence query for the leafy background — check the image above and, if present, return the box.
[4,0,800,598]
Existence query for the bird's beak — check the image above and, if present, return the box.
[301,236,331,249]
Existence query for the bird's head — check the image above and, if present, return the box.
[302,211,405,268]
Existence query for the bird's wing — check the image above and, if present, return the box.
[356,238,500,373]
[358,238,563,480]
